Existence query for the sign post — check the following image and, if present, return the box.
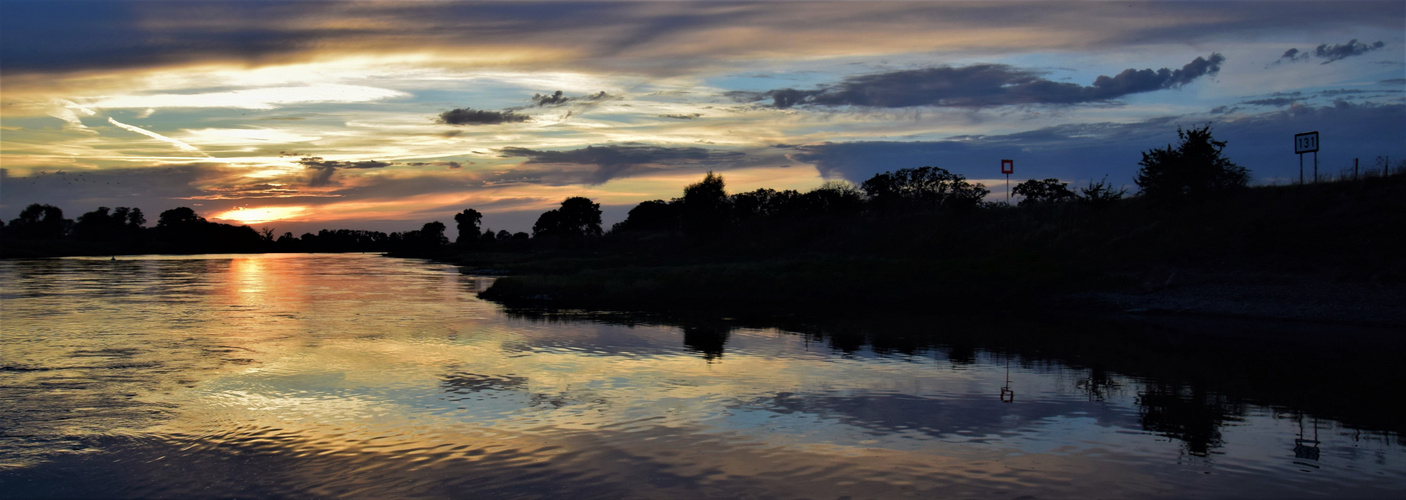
[1294,131,1319,184]
[1001,159,1014,202]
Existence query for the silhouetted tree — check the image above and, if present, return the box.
[612,199,680,233]
[5,203,71,239]
[1078,176,1127,208]
[1135,125,1249,199]
[681,171,730,238]
[454,208,483,244]
[799,180,865,215]
[125,207,146,227]
[861,166,989,212]
[150,206,264,253]
[1012,179,1077,206]
[73,207,123,242]
[533,197,602,238]
[156,206,204,229]
[732,188,802,219]
[420,221,449,246]
[396,221,449,253]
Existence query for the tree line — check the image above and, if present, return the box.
[2,125,1267,258]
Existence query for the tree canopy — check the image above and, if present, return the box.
[454,208,483,244]
[533,197,603,238]
[1013,179,1077,206]
[861,166,989,211]
[1135,125,1249,199]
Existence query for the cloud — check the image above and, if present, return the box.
[496,144,747,185]
[1277,48,1311,64]
[0,163,309,219]
[529,90,613,107]
[107,117,207,155]
[734,54,1224,109]
[298,156,391,187]
[660,113,702,120]
[1315,39,1387,64]
[788,102,1405,187]
[4,1,1393,82]
[48,99,97,132]
[1243,97,1298,107]
[1274,39,1388,65]
[437,108,530,125]
[404,161,465,169]
[93,85,408,110]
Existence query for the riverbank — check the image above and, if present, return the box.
[467,176,1405,326]
[474,261,1406,327]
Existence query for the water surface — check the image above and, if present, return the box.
[1,253,1401,498]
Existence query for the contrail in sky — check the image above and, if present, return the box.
[107,117,208,156]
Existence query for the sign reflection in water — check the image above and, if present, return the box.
[0,254,1402,498]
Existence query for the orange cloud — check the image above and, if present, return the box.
[212,205,310,224]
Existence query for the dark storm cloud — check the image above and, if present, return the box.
[735,54,1224,109]
[6,1,1396,79]
[496,144,747,185]
[437,108,530,126]
[1315,39,1387,63]
[298,157,391,187]
[789,102,1405,187]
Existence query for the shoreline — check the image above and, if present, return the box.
[472,264,1406,330]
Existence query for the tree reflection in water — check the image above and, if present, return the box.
[1136,383,1246,457]
[503,307,1406,458]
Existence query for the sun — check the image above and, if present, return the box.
[213,206,309,224]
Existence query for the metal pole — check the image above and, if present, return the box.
[1005,173,1010,202]
[1313,152,1318,183]
[1299,153,1304,185]
[1354,158,1358,180]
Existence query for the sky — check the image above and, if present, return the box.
[2,0,1403,237]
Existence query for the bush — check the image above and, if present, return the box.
[1013,178,1077,206]
[1134,125,1249,200]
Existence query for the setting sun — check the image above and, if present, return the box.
[213,206,309,224]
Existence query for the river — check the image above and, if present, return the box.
[1,253,1401,498]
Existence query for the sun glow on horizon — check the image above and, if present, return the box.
[213,206,310,224]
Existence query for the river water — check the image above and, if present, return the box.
[1,253,1401,498]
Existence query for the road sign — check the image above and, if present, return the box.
[1295,131,1319,154]
[1295,131,1320,183]
[1000,159,1014,202]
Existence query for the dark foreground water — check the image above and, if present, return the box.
[1,253,1402,499]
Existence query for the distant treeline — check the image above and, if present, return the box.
[0,202,467,258]
[4,125,1402,261]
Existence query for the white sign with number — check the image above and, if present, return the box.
[1294,131,1319,154]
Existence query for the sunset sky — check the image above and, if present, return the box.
[2,1,1402,237]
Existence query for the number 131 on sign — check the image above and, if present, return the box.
[1295,131,1319,154]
